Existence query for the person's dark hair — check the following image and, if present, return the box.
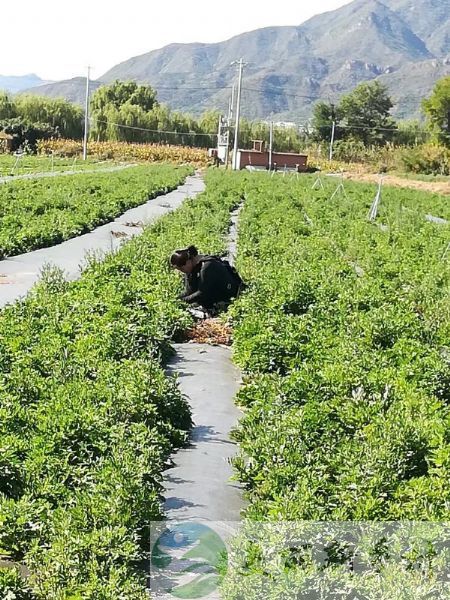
[170,245,198,268]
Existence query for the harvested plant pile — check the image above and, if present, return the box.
[185,318,233,346]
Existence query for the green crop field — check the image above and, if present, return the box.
[0,170,245,598]
[222,172,450,598]
[0,168,448,598]
[0,155,114,177]
[0,164,191,258]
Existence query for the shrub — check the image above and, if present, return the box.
[400,143,450,175]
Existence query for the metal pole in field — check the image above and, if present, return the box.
[329,102,336,162]
[329,120,336,161]
[83,66,91,161]
[224,98,231,168]
[217,113,222,147]
[232,59,245,171]
[269,120,274,171]
[368,176,383,221]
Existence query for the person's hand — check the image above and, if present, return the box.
[187,307,209,320]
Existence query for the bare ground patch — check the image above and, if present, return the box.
[343,172,450,195]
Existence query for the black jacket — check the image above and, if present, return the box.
[181,256,240,309]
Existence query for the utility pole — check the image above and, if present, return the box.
[225,84,235,169]
[83,66,91,161]
[269,120,274,171]
[232,58,245,171]
[447,108,450,145]
[329,103,336,162]
[216,113,223,167]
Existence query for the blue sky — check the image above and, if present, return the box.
[2,0,351,81]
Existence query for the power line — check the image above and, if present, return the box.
[151,83,430,104]
[88,111,433,139]
[336,123,431,133]
[92,82,428,104]
[242,86,432,104]
[156,85,233,92]
[90,117,218,137]
[243,87,321,101]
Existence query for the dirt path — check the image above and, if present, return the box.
[343,172,450,195]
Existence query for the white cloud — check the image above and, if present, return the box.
[1,0,351,80]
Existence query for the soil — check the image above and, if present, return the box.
[343,172,450,196]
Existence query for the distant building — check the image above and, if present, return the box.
[274,121,298,129]
[261,121,299,129]
[235,140,308,172]
[0,131,13,153]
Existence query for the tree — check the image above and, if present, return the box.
[394,120,429,146]
[195,110,220,148]
[422,76,450,147]
[91,81,158,112]
[90,80,158,141]
[0,91,16,121]
[0,95,83,150]
[311,101,342,143]
[0,118,57,152]
[339,81,396,145]
[14,96,83,138]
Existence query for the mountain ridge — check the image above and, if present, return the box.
[0,74,50,94]
[16,0,450,120]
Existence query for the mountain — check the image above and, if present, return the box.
[21,0,450,120]
[378,57,450,118]
[0,74,50,94]
[386,0,450,53]
[21,77,102,104]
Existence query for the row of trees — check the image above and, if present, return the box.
[312,76,450,148]
[87,81,307,151]
[0,80,305,152]
[0,93,83,150]
[89,82,217,147]
[1,76,449,153]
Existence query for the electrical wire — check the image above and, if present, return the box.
[89,116,433,137]
[335,123,431,133]
[90,117,218,137]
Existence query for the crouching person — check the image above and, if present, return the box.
[170,245,245,318]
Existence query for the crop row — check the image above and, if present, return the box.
[222,172,450,598]
[0,170,245,598]
[0,164,191,258]
[0,154,112,177]
[37,139,210,166]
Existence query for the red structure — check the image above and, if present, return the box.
[236,140,308,172]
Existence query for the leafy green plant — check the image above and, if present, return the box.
[218,170,450,598]
[0,168,245,597]
[0,164,191,258]
[400,143,450,175]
